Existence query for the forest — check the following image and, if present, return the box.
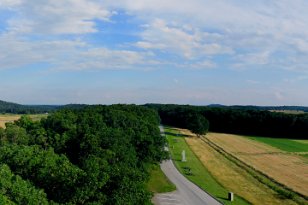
[147,104,308,139]
[0,105,167,204]
[0,100,87,114]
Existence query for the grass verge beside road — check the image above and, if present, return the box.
[147,164,176,193]
[165,127,249,205]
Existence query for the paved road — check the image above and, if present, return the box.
[153,126,222,205]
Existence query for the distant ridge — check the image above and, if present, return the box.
[0,100,86,114]
[208,104,308,112]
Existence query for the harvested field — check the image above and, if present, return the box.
[0,115,20,128]
[182,129,298,205]
[206,133,308,197]
[0,114,48,128]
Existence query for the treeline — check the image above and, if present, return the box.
[0,100,86,114]
[0,105,167,204]
[208,104,308,112]
[146,104,308,139]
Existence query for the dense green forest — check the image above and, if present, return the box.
[0,100,59,114]
[0,105,167,204]
[147,104,308,139]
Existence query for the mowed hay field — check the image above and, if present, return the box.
[205,133,308,197]
[0,114,20,128]
[0,114,48,128]
[181,129,298,205]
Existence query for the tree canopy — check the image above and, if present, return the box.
[0,105,167,204]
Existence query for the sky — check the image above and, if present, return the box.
[0,0,308,105]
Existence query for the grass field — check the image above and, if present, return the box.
[249,137,308,153]
[0,114,48,128]
[147,164,176,193]
[165,127,250,205]
[206,133,308,197]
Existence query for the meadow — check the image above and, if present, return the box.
[249,136,308,153]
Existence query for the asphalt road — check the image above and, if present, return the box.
[153,126,222,205]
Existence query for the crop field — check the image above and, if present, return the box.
[205,133,308,197]
[0,114,48,128]
[181,129,298,205]
[0,114,20,128]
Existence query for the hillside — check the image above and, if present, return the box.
[0,100,86,114]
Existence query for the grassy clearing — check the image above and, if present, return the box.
[269,110,305,114]
[249,137,308,152]
[0,114,48,128]
[165,127,249,205]
[206,132,308,202]
[147,164,176,193]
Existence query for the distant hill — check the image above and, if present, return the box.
[0,100,87,114]
[208,104,308,112]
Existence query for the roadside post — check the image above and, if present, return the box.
[182,150,186,162]
[228,192,234,201]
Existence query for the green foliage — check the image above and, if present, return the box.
[0,164,49,204]
[0,145,85,203]
[0,123,29,145]
[147,104,308,139]
[186,113,209,135]
[0,105,167,204]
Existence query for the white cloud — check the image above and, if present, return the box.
[136,19,233,59]
[0,32,157,71]
[5,0,112,34]
[102,0,308,72]
[0,0,22,8]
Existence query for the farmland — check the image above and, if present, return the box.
[205,133,308,198]
[180,129,299,205]
[0,114,48,128]
[165,127,249,205]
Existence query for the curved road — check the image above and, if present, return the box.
[153,126,222,205]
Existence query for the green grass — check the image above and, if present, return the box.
[147,164,176,193]
[165,128,250,205]
[249,137,308,152]
[28,114,48,121]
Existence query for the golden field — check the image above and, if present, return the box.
[0,115,20,128]
[0,114,48,128]
[180,129,299,205]
[205,133,308,197]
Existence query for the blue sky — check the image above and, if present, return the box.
[0,0,308,105]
